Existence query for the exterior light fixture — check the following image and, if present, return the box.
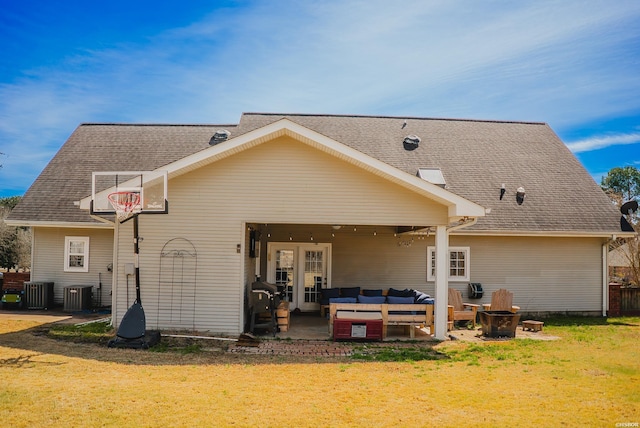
[500,183,506,200]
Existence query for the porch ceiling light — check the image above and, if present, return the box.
[331,225,342,230]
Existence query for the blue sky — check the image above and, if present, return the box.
[1,0,639,198]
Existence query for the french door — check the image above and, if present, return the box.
[267,243,331,311]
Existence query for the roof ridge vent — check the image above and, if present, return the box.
[210,129,231,145]
[403,135,421,151]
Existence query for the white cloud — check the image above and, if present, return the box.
[1,0,640,196]
[566,133,640,153]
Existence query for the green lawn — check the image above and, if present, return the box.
[0,316,638,427]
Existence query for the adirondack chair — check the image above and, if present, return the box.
[448,288,479,328]
[483,288,520,313]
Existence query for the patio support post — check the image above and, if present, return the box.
[434,225,448,340]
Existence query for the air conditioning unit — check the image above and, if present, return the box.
[24,281,54,310]
[64,285,93,312]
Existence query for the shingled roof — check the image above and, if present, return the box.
[8,113,621,234]
[235,113,623,234]
[8,123,237,225]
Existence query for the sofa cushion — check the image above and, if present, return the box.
[340,287,361,298]
[320,288,340,305]
[387,295,415,304]
[329,297,357,304]
[357,295,386,304]
[387,288,414,298]
[362,289,383,296]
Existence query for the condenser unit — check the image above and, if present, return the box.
[63,285,93,312]
[24,281,54,310]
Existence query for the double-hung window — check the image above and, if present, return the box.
[427,246,470,282]
[64,236,89,272]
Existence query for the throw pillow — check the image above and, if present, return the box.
[320,288,340,305]
[387,288,414,298]
[387,296,415,304]
[340,287,361,298]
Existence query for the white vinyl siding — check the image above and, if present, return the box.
[110,136,608,333]
[327,234,605,314]
[31,227,114,304]
[111,136,450,333]
[447,235,605,313]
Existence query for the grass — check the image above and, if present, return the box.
[46,320,114,343]
[0,315,639,427]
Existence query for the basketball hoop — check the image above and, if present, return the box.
[108,191,141,223]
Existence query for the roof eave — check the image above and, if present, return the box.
[4,220,114,229]
[452,229,636,238]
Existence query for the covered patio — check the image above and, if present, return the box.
[245,219,482,341]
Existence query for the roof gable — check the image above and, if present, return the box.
[124,118,485,220]
[234,113,623,235]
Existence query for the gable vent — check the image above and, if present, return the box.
[403,135,421,151]
[210,129,231,145]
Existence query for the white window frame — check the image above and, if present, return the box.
[64,236,90,272]
[427,246,470,282]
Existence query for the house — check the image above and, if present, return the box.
[610,241,638,285]
[7,113,631,339]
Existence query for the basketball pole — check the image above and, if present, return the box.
[133,173,142,305]
[108,210,148,345]
[133,214,142,305]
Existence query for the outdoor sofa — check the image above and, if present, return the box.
[321,287,435,339]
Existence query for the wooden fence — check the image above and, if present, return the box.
[609,283,640,316]
[621,287,640,315]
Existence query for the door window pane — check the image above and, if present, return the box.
[275,250,294,302]
[304,250,323,303]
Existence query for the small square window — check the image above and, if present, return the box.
[427,246,470,282]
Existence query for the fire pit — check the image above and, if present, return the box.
[479,311,521,338]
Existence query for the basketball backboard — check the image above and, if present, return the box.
[91,171,168,218]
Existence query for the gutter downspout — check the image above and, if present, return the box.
[111,220,120,328]
[603,235,616,317]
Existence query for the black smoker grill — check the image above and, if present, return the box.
[248,282,280,336]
